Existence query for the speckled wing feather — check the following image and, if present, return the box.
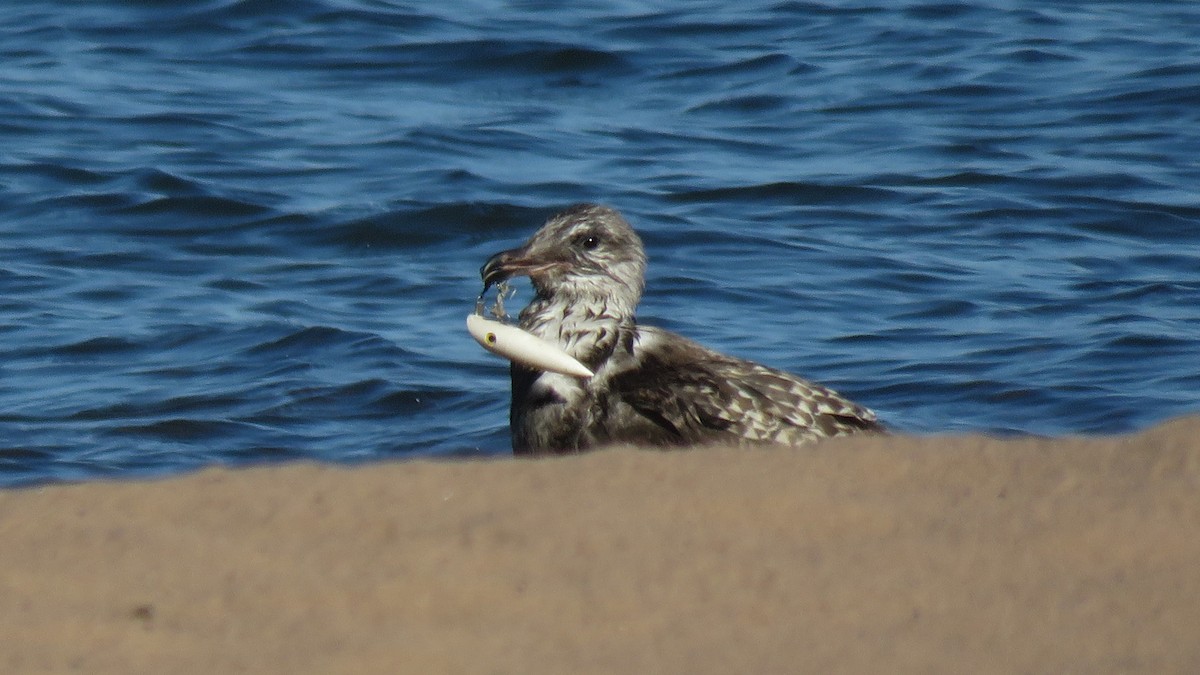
[611,327,882,446]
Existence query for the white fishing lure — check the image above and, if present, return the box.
[466,314,594,379]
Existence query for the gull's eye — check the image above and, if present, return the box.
[578,234,600,251]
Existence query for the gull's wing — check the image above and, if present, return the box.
[610,327,882,446]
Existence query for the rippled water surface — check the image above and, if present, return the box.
[2,1,1198,485]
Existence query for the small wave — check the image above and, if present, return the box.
[667,53,802,80]
[245,325,363,355]
[7,161,110,186]
[667,181,898,206]
[110,418,252,441]
[686,94,793,114]
[52,336,144,357]
[357,39,632,81]
[308,202,540,251]
[120,194,272,220]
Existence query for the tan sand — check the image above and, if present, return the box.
[2,417,1199,674]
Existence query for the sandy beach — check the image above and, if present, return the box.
[3,417,1199,673]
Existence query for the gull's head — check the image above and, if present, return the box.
[481,204,647,310]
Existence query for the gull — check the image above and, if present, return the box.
[480,203,883,454]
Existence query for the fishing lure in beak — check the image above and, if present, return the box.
[466,282,593,379]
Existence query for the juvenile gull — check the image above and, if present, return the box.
[480,204,883,455]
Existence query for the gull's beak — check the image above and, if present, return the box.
[480,245,563,289]
[481,247,521,288]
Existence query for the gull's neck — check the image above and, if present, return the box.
[518,291,636,369]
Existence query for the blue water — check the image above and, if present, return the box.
[2,1,1198,486]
